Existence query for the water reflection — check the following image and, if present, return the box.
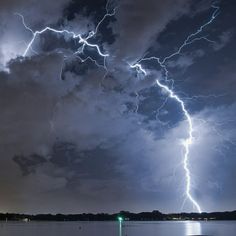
[2,221,236,236]
[185,221,202,235]
[119,221,122,236]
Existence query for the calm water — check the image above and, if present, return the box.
[0,221,236,236]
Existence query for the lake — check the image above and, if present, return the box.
[0,221,236,236]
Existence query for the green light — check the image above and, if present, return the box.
[118,216,123,222]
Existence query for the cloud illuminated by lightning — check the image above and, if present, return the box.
[15,1,116,137]
[16,1,222,213]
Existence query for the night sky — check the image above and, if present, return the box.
[0,0,235,214]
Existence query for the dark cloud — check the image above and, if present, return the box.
[111,0,190,62]
[13,154,47,176]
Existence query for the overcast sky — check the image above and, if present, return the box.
[0,0,235,214]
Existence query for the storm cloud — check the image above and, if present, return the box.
[0,0,235,214]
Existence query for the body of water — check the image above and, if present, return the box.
[0,220,236,236]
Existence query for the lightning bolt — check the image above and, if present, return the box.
[130,63,202,213]
[130,4,220,213]
[15,0,222,213]
[16,0,117,59]
[16,13,109,58]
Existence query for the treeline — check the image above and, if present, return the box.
[168,211,236,220]
[0,210,236,221]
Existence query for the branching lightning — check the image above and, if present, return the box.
[16,0,117,59]
[16,0,221,213]
[130,4,220,213]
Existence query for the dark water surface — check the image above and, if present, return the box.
[0,221,235,236]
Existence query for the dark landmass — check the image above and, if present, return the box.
[1,210,236,222]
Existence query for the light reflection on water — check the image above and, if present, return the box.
[119,221,122,236]
[1,220,236,236]
[185,221,202,235]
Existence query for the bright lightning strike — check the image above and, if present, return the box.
[15,1,117,59]
[17,13,109,58]
[156,80,201,213]
[131,63,202,213]
[130,4,220,213]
